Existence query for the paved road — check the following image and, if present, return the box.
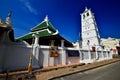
[51,61,120,80]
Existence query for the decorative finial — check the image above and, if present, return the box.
[5,11,12,27]
[44,15,49,26]
[85,7,88,11]
[44,15,49,22]
[8,11,12,17]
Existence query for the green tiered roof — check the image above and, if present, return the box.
[18,16,58,40]
[31,21,56,33]
[18,30,54,40]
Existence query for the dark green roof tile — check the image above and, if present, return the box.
[31,21,56,33]
[18,17,57,40]
[18,30,53,40]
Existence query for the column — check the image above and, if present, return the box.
[87,45,91,63]
[106,50,109,60]
[61,40,66,65]
[101,50,104,60]
[32,34,40,68]
[61,40,64,48]
[88,49,91,62]
[49,40,55,66]
[95,48,98,61]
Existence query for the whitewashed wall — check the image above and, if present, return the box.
[0,44,31,72]
[39,46,49,67]
[39,46,65,67]
[0,44,112,72]
[66,48,80,64]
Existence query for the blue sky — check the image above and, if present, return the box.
[0,0,120,42]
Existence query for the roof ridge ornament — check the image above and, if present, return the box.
[53,30,59,35]
[85,7,88,11]
[8,11,12,17]
[44,15,49,26]
[5,11,12,27]
[44,15,49,22]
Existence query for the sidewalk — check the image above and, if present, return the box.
[0,58,120,80]
[36,58,120,80]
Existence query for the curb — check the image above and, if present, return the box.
[0,63,85,78]
[32,63,85,74]
[48,59,120,80]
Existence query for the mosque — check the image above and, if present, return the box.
[0,8,112,72]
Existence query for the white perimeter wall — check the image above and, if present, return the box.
[0,44,112,72]
[0,44,31,72]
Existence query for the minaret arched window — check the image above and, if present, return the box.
[83,14,85,19]
[87,12,89,16]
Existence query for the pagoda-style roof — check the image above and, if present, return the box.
[17,16,73,47]
[18,16,58,40]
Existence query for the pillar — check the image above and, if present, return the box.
[32,34,40,68]
[101,50,104,60]
[60,40,66,65]
[95,49,98,61]
[95,47,99,61]
[49,40,55,66]
[88,45,91,63]
[61,40,64,48]
[106,50,109,60]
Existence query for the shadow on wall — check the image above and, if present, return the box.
[39,49,44,68]
[0,44,31,72]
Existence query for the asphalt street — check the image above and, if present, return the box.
[52,61,120,80]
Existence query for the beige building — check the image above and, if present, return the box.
[101,37,120,54]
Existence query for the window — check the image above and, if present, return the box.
[87,40,90,45]
[87,12,89,16]
[83,14,85,19]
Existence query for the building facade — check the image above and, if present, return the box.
[101,38,120,55]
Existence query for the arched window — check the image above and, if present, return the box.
[87,12,89,16]
[87,40,90,45]
[83,14,85,19]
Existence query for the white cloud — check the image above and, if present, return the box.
[19,0,38,15]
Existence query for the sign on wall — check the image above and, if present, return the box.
[50,46,58,57]
[67,50,80,57]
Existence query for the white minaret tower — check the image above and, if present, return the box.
[81,7,100,50]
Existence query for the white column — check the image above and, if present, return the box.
[32,34,40,68]
[88,50,91,60]
[110,51,113,59]
[95,49,98,61]
[106,51,109,60]
[101,50,104,60]
[88,45,91,63]
[78,44,82,63]
[61,40,66,65]
[105,49,108,60]
[61,40,64,48]
[49,40,55,66]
